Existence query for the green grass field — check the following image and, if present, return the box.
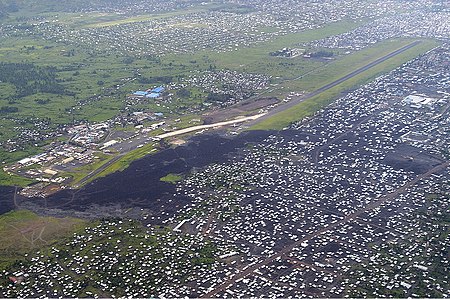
[0,170,35,187]
[281,38,436,92]
[0,210,87,270]
[63,153,114,185]
[160,173,183,184]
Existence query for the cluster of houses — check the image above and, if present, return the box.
[0,219,239,298]
[0,117,57,153]
[245,0,431,22]
[72,0,197,14]
[341,176,450,297]
[1,0,424,58]
[23,11,280,57]
[10,42,448,297]
[160,44,449,297]
[185,70,271,102]
[307,10,450,51]
[67,122,110,147]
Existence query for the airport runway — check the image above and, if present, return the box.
[77,41,422,186]
[249,40,423,126]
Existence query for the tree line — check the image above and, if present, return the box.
[0,62,70,98]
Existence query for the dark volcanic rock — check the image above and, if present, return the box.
[15,130,274,221]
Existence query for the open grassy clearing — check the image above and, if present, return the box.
[0,83,16,99]
[251,39,440,130]
[0,37,133,122]
[0,118,18,141]
[0,170,35,187]
[160,173,183,184]
[0,209,87,270]
[76,97,124,122]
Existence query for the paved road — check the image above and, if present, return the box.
[201,161,449,298]
[249,40,423,126]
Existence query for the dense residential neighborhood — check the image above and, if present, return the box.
[1,0,419,57]
[2,39,449,297]
[0,0,449,297]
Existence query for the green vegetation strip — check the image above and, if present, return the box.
[81,143,158,185]
[160,173,183,184]
[0,169,35,187]
[251,39,439,130]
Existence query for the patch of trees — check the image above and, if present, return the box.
[122,56,134,64]
[138,75,172,84]
[0,106,19,114]
[206,92,232,103]
[0,62,68,98]
[176,88,191,98]
[192,242,217,265]
[145,55,161,63]
[310,50,334,58]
